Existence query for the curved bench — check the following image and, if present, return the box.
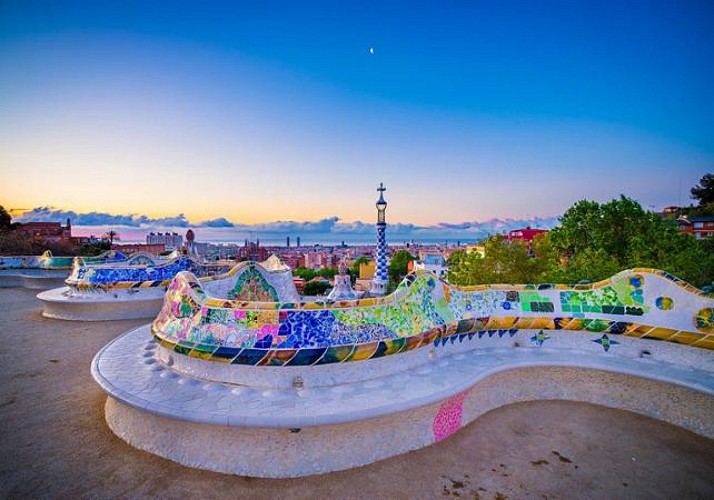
[92,268,714,477]
[93,325,713,478]
[0,251,75,289]
[37,255,231,321]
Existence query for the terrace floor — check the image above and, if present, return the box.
[1,287,713,499]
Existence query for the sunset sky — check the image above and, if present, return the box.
[1,1,712,233]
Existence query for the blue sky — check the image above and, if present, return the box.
[1,0,712,236]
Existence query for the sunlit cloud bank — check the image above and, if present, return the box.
[13,207,560,243]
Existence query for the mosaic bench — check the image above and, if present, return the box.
[0,251,83,289]
[92,268,714,477]
[37,255,231,321]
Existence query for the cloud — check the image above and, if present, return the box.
[202,217,235,228]
[15,207,140,226]
[242,217,341,233]
[436,222,473,230]
[12,206,560,241]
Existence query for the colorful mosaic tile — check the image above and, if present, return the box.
[150,268,714,366]
[593,333,620,352]
[0,250,86,270]
[228,266,279,302]
[433,390,470,443]
[655,296,674,311]
[560,276,648,317]
[695,308,714,334]
[530,330,550,346]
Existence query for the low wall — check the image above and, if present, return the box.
[37,287,165,321]
[104,364,712,478]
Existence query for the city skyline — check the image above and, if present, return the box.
[1,1,713,225]
[9,204,561,244]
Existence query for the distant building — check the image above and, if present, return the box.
[237,242,269,261]
[113,243,166,254]
[359,260,376,279]
[303,250,336,270]
[504,227,548,242]
[293,277,306,293]
[661,205,682,218]
[677,215,714,239]
[146,232,183,250]
[410,253,447,278]
[278,252,301,270]
[15,218,72,244]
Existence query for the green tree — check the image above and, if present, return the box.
[388,250,416,285]
[687,173,714,215]
[0,206,11,231]
[556,248,621,284]
[447,235,559,285]
[317,267,338,279]
[447,250,489,286]
[550,196,665,269]
[652,223,714,288]
[691,173,714,207]
[302,281,330,296]
[550,195,714,287]
[293,267,318,281]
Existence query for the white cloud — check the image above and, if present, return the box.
[12,206,560,241]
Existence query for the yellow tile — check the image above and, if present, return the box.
[645,327,678,341]
[692,336,714,351]
[669,331,704,346]
[514,318,535,329]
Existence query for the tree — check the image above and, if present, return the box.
[550,195,714,287]
[691,173,714,207]
[548,199,601,260]
[447,249,491,286]
[302,281,330,296]
[388,250,416,285]
[550,196,665,269]
[317,267,338,279]
[103,230,120,246]
[293,267,318,281]
[0,205,11,231]
[556,248,621,284]
[447,235,559,285]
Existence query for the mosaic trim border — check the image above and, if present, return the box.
[151,315,714,367]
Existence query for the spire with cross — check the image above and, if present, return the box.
[371,182,389,295]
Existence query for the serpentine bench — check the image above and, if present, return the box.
[92,268,714,477]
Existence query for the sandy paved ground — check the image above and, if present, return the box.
[0,287,713,499]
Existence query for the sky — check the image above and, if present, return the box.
[1,0,713,241]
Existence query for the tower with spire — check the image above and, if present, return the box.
[371,182,389,296]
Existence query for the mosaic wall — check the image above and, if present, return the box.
[201,257,300,304]
[0,250,75,270]
[77,250,129,265]
[151,268,714,365]
[0,250,131,270]
[65,255,230,291]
